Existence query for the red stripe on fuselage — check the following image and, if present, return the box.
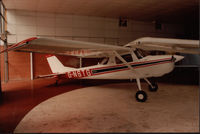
[92,57,171,71]
[61,58,172,79]
[133,60,172,69]
[91,59,172,76]
[91,68,130,76]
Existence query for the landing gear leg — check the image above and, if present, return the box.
[135,78,147,102]
[144,78,158,92]
[112,51,147,102]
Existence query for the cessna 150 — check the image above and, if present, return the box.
[0,37,199,102]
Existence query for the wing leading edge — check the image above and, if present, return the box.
[125,37,200,54]
[0,37,130,58]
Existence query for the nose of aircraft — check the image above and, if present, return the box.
[173,55,184,62]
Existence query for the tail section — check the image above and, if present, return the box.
[46,55,74,74]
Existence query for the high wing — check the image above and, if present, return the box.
[0,37,130,58]
[125,37,200,54]
[0,37,199,58]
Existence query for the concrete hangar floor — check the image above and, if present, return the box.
[0,77,199,133]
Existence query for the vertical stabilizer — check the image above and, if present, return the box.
[46,55,74,74]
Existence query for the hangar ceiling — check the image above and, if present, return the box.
[2,0,199,23]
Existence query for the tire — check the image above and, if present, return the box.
[135,91,147,102]
[148,83,158,92]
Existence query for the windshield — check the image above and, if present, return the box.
[134,49,167,59]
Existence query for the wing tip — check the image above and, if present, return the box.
[0,37,38,54]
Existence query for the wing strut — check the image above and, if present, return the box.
[113,51,147,102]
[130,50,138,61]
[113,51,139,76]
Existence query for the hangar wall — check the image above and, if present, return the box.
[6,10,184,45]
[1,9,186,81]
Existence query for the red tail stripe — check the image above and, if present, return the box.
[45,55,55,58]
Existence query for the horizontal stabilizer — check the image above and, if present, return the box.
[36,73,64,79]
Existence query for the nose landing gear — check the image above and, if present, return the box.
[135,78,147,102]
[135,78,158,102]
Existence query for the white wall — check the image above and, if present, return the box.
[6,9,185,46]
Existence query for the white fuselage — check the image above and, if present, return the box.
[63,55,183,80]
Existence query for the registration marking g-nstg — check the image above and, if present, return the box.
[65,69,92,78]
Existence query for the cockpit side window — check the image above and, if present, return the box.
[134,49,150,59]
[122,54,133,62]
[115,54,133,64]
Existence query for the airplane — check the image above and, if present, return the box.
[0,37,199,102]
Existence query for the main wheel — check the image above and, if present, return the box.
[148,83,158,92]
[135,91,147,102]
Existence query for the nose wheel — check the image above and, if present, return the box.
[135,78,148,102]
[135,78,158,102]
[136,90,147,102]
